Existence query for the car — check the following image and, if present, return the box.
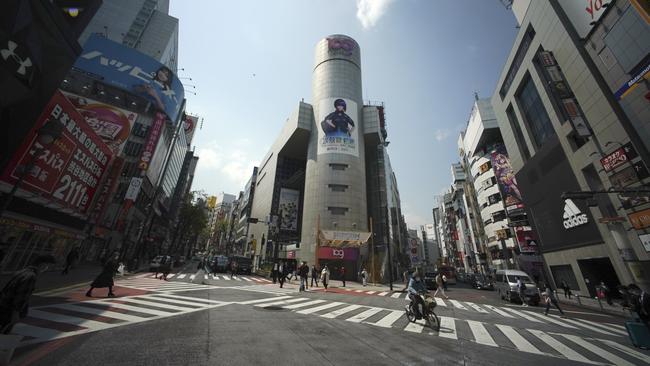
[495,269,540,306]
[149,255,164,271]
[211,255,229,273]
[424,272,437,290]
[471,274,494,291]
[229,255,252,274]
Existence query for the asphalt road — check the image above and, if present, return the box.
[7,267,650,366]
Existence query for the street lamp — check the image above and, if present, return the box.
[0,119,64,217]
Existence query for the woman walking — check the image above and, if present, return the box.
[86,252,120,297]
[311,265,319,288]
[321,265,330,292]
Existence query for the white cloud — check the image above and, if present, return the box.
[402,205,430,229]
[356,0,395,29]
[434,129,450,141]
[196,140,258,190]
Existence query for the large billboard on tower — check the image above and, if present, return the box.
[317,98,359,157]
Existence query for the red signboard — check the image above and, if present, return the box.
[89,157,124,225]
[138,111,165,171]
[600,147,628,172]
[629,208,650,230]
[318,247,359,261]
[1,91,112,215]
[287,251,295,259]
[515,228,538,253]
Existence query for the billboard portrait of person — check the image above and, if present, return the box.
[321,99,355,137]
[134,66,174,113]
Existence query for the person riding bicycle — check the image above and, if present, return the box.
[408,271,428,320]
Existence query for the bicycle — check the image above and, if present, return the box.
[405,292,440,331]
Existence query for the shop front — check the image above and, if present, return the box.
[318,247,359,282]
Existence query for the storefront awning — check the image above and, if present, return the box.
[319,230,371,248]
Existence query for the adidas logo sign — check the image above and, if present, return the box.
[563,199,588,229]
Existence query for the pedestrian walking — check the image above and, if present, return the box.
[442,274,448,291]
[159,255,172,281]
[86,252,120,298]
[543,283,564,316]
[321,265,330,291]
[560,279,572,299]
[299,261,309,291]
[433,272,449,299]
[361,268,368,287]
[0,255,56,334]
[272,262,278,284]
[401,269,411,291]
[311,265,319,287]
[230,261,238,279]
[340,266,346,287]
[278,262,286,288]
[61,247,79,275]
[597,281,613,305]
[516,276,528,306]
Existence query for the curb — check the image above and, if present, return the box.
[557,298,627,318]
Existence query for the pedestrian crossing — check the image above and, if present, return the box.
[228,284,299,296]
[114,277,214,292]
[235,295,648,365]
[144,272,272,283]
[10,293,230,346]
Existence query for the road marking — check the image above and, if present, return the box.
[366,291,376,295]
[521,310,577,329]
[27,310,110,330]
[296,302,344,315]
[241,277,253,282]
[238,296,292,305]
[448,300,467,310]
[466,320,496,347]
[140,295,211,307]
[204,275,209,280]
[167,274,175,279]
[114,298,195,311]
[559,317,620,336]
[558,334,633,366]
[483,305,514,318]
[495,324,542,354]
[355,290,364,293]
[527,329,597,364]
[232,276,241,281]
[222,276,231,280]
[96,301,175,316]
[465,302,488,313]
[434,298,446,307]
[371,310,404,328]
[189,274,196,280]
[11,323,64,339]
[152,293,224,304]
[53,304,144,322]
[283,300,326,310]
[390,293,401,298]
[321,304,363,319]
[177,274,187,279]
[346,307,383,323]
[254,297,307,307]
[403,319,426,333]
[377,292,388,296]
[575,318,627,336]
[438,317,456,339]
[597,338,650,364]
[501,308,544,323]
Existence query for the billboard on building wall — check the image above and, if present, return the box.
[557,0,612,38]
[279,188,300,231]
[0,90,112,215]
[317,98,359,156]
[183,114,198,146]
[490,144,524,213]
[73,34,184,123]
[61,91,137,155]
[139,112,165,173]
[515,228,538,253]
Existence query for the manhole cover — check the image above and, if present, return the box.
[263,306,286,311]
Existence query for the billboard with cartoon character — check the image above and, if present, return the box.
[318,98,358,157]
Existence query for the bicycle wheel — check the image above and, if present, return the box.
[428,312,440,331]
[405,306,416,323]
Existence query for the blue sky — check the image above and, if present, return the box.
[169,0,518,228]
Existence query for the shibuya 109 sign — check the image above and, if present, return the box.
[1,91,112,214]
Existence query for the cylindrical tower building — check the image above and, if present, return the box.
[300,35,367,266]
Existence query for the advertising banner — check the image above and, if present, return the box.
[629,208,650,230]
[1,91,112,215]
[318,247,359,261]
[183,114,198,146]
[124,177,143,201]
[515,228,538,253]
[88,157,124,224]
[139,112,165,172]
[61,91,137,155]
[317,98,359,156]
[490,144,524,213]
[279,188,300,231]
[74,34,184,122]
[557,0,612,38]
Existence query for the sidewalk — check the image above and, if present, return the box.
[556,293,629,317]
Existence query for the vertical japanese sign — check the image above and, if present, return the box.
[88,157,124,224]
[1,91,112,215]
[138,112,165,172]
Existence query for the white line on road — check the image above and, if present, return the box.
[596,338,650,364]
[558,334,633,366]
[448,300,467,310]
[296,302,344,315]
[166,274,175,279]
[438,317,457,339]
[283,300,326,310]
[346,307,383,323]
[28,310,110,330]
[366,291,376,295]
[575,318,627,336]
[527,329,598,364]
[377,292,388,296]
[466,320,496,347]
[241,277,253,282]
[238,296,292,305]
[500,308,544,323]
[435,298,447,307]
[115,298,195,311]
[11,323,64,339]
[371,310,404,328]
[254,298,307,307]
[465,302,488,313]
[482,305,514,318]
[177,274,187,279]
[90,302,170,316]
[354,290,364,293]
[495,324,542,354]
[390,293,401,298]
[53,304,144,322]
[403,319,426,333]
[321,304,363,319]
[521,310,577,329]
[189,275,196,280]
[140,295,211,307]
[559,317,620,336]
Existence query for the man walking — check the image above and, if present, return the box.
[230,260,238,279]
[1,255,56,333]
[272,262,278,284]
[86,252,120,298]
[433,272,449,299]
[321,265,330,292]
[516,277,528,307]
[361,267,368,287]
[278,262,286,288]
[543,283,565,316]
[159,255,172,281]
[560,279,572,299]
[340,266,346,287]
[299,261,309,291]
[311,265,319,288]
[61,247,79,275]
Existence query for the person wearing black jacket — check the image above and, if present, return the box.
[278,262,287,288]
[86,252,120,298]
[299,261,309,291]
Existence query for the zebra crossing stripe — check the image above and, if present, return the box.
[434,298,446,307]
[140,295,210,307]
[346,307,383,323]
[467,320,496,347]
[558,334,634,366]
[115,298,194,311]
[521,310,577,329]
[465,302,488,313]
[151,293,223,304]
[403,318,426,333]
[597,338,650,364]
[178,274,187,279]
[438,317,457,340]
[448,300,467,310]
[495,324,543,354]
[576,318,627,336]
[501,308,544,323]
[189,275,196,280]
[11,323,65,339]
[54,304,144,322]
[167,274,175,279]
[92,301,170,316]
[238,296,292,305]
[222,276,231,280]
[527,329,597,364]
[559,317,619,336]
[366,291,376,295]
[204,275,209,280]
[321,304,362,319]
[28,310,110,330]
[483,304,514,318]
[241,277,253,282]
[296,302,344,315]
[390,293,401,298]
[372,310,404,328]
[377,292,389,296]
[255,298,307,307]
[283,300,326,310]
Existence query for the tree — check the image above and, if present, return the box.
[170,192,207,256]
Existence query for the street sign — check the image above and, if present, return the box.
[600,147,628,172]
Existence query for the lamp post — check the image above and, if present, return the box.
[0,119,64,218]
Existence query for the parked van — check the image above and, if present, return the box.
[494,269,540,306]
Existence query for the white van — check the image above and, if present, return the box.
[494,269,540,306]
